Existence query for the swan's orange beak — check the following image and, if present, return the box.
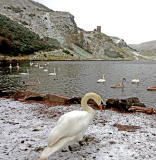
[100,104,103,111]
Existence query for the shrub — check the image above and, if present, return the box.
[0,37,11,54]
[0,14,59,56]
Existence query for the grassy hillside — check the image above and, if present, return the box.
[0,14,60,56]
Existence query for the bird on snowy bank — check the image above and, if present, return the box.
[39,92,104,160]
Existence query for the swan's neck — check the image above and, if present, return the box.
[121,80,125,88]
[136,74,139,80]
[102,75,105,80]
[81,93,96,119]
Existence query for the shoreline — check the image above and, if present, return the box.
[0,90,155,115]
[0,97,156,160]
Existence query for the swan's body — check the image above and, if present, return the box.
[34,63,39,67]
[39,65,44,69]
[131,79,139,83]
[19,69,29,75]
[44,68,48,72]
[97,74,105,83]
[39,92,103,160]
[131,73,140,83]
[48,68,56,76]
[111,78,126,88]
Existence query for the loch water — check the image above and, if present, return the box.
[0,60,155,108]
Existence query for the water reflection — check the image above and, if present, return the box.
[0,60,156,108]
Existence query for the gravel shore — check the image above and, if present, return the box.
[0,98,156,160]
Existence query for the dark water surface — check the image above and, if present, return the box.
[0,60,156,107]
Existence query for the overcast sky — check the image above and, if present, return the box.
[34,0,156,44]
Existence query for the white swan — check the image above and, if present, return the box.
[48,68,56,76]
[131,73,140,83]
[30,61,33,67]
[97,74,105,83]
[39,64,44,69]
[34,63,39,68]
[9,63,12,70]
[16,63,19,70]
[39,92,103,160]
[19,69,29,75]
[43,68,48,72]
[111,77,126,88]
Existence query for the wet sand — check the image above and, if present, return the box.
[0,98,156,160]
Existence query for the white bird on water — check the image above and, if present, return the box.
[30,61,33,67]
[19,69,29,75]
[131,73,140,84]
[9,63,12,70]
[39,92,104,160]
[16,63,20,70]
[48,68,56,76]
[97,74,106,83]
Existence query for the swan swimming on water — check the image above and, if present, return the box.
[9,63,12,70]
[16,63,19,70]
[39,92,104,160]
[131,73,140,83]
[19,69,29,75]
[111,77,126,88]
[30,61,33,67]
[48,68,56,76]
[97,74,105,83]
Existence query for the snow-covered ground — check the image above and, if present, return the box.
[0,98,156,160]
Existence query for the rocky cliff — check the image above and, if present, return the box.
[0,0,77,46]
[0,0,137,60]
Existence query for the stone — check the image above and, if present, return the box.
[13,90,41,101]
[106,97,146,112]
[44,94,70,105]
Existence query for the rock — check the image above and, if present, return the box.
[13,90,41,101]
[0,90,16,98]
[113,124,141,132]
[67,96,81,104]
[44,94,70,105]
[25,96,44,101]
[106,97,146,111]
[128,106,156,114]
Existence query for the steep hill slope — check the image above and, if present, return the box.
[130,41,156,58]
[0,14,60,56]
[0,0,137,60]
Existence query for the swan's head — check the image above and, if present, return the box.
[82,92,104,111]
[95,94,104,111]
